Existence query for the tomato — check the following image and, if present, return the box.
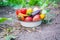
[18,14,25,21]
[16,9,21,15]
[24,16,32,22]
[18,16,25,21]
[33,14,40,21]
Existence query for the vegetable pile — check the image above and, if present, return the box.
[16,7,46,22]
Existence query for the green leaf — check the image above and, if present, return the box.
[0,18,12,23]
[0,18,8,23]
[40,0,49,9]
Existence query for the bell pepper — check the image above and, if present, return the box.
[27,8,33,13]
[16,8,27,15]
[40,14,46,20]
[18,13,28,17]
[26,8,33,15]
[21,8,27,14]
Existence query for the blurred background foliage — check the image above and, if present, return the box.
[0,0,59,7]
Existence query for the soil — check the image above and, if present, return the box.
[0,6,60,40]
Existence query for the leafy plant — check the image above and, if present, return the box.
[0,0,58,7]
[0,0,8,6]
[0,18,12,23]
[0,18,8,23]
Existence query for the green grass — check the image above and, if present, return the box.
[0,0,59,8]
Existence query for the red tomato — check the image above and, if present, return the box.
[33,14,40,21]
[16,9,21,15]
[24,16,32,22]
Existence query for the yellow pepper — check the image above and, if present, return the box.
[40,14,46,19]
[26,8,33,14]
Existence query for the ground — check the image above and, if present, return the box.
[0,6,60,40]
